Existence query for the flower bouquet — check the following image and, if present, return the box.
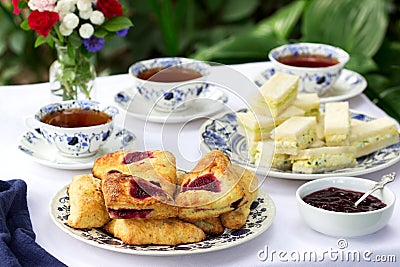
[12,0,133,100]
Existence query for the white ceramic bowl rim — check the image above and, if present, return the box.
[296,176,396,216]
[34,100,118,130]
[128,57,211,83]
[268,42,350,71]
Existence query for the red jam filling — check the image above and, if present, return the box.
[108,209,152,219]
[302,187,387,213]
[122,151,154,164]
[129,177,164,199]
[182,174,221,193]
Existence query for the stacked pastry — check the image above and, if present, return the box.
[67,150,259,246]
[237,72,399,174]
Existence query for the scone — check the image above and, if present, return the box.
[68,174,110,229]
[102,171,178,219]
[104,218,206,245]
[191,217,225,236]
[176,150,245,221]
[92,150,177,186]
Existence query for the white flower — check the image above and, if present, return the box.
[79,9,93,20]
[62,13,79,29]
[59,24,73,36]
[28,0,57,11]
[90,11,105,25]
[55,0,76,19]
[79,23,94,39]
[77,0,92,11]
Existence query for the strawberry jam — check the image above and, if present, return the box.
[182,174,221,192]
[123,151,154,164]
[108,209,152,219]
[302,187,386,213]
[129,177,164,199]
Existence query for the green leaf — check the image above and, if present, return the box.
[302,0,388,57]
[68,32,82,48]
[221,0,259,23]
[20,19,30,31]
[103,17,134,32]
[192,0,306,62]
[94,29,108,38]
[34,36,49,47]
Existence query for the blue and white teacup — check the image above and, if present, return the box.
[25,100,119,157]
[268,43,350,95]
[129,57,211,112]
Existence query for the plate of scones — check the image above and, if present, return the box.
[200,72,400,179]
[50,150,275,255]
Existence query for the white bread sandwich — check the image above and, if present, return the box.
[324,102,350,146]
[236,112,275,142]
[350,117,399,158]
[248,140,291,170]
[293,93,320,116]
[291,146,357,174]
[259,72,299,117]
[272,116,317,155]
[274,106,305,126]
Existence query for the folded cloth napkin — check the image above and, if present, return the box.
[0,179,66,267]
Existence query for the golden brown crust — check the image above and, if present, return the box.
[102,171,178,219]
[68,174,110,229]
[104,218,206,245]
[191,217,225,236]
[176,150,245,221]
[92,150,129,179]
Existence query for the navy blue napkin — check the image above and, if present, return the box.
[0,179,66,267]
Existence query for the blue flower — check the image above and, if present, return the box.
[82,36,106,52]
[116,27,129,37]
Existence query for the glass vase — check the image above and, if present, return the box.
[49,45,96,100]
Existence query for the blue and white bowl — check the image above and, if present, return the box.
[25,100,119,157]
[268,43,350,95]
[129,57,211,112]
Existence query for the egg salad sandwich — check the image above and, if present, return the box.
[291,146,357,174]
[350,117,399,158]
[293,93,320,116]
[272,116,317,155]
[324,101,350,146]
[236,111,275,142]
[258,72,299,117]
[248,140,291,171]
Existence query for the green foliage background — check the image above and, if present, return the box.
[0,0,399,121]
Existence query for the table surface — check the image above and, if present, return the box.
[1,62,399,267]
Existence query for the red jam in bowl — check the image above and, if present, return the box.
[302,187,387,213]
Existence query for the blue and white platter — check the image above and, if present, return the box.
[114,84,228,123]
[200,109,400,180]
[50,186,275,256]
[253,62,367,103]
[18,128,136,170]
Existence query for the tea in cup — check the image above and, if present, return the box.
[25,100,119,157]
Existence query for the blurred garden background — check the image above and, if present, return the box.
[1,0,399,120]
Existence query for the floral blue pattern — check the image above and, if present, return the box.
[200,109,400,179]
[50,187,275,255]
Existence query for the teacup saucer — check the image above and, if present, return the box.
[114,84,229,123]
[17,127,136,170]
[253,61,367,103]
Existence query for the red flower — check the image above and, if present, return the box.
[28,10,59,37]
[97,0,123,19]
[12,0,22,15]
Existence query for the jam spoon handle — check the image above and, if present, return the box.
[354,172,396,207]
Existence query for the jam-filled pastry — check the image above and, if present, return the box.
[220,164,258,229]
[191,217,225,236]
[102,171,178,220]
[176,150,245,221]
[104,218,206,245]
[92,150,177,186]
[68,174,110,229]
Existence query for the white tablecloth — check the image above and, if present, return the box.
[0,62,398,266]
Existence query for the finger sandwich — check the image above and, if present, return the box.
[259,72,299,117]
[324,102,350,146]
[272,116,317,155]
[293,93,320,116]
[291,146,357,174]
[236,112,275,142]
[350,117,399,158]
[248,140,291,170]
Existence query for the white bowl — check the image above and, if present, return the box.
[268,43,350,96]
[129,57,211,113]
[296,176,395,237]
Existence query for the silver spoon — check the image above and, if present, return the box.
[354,172,396,207]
